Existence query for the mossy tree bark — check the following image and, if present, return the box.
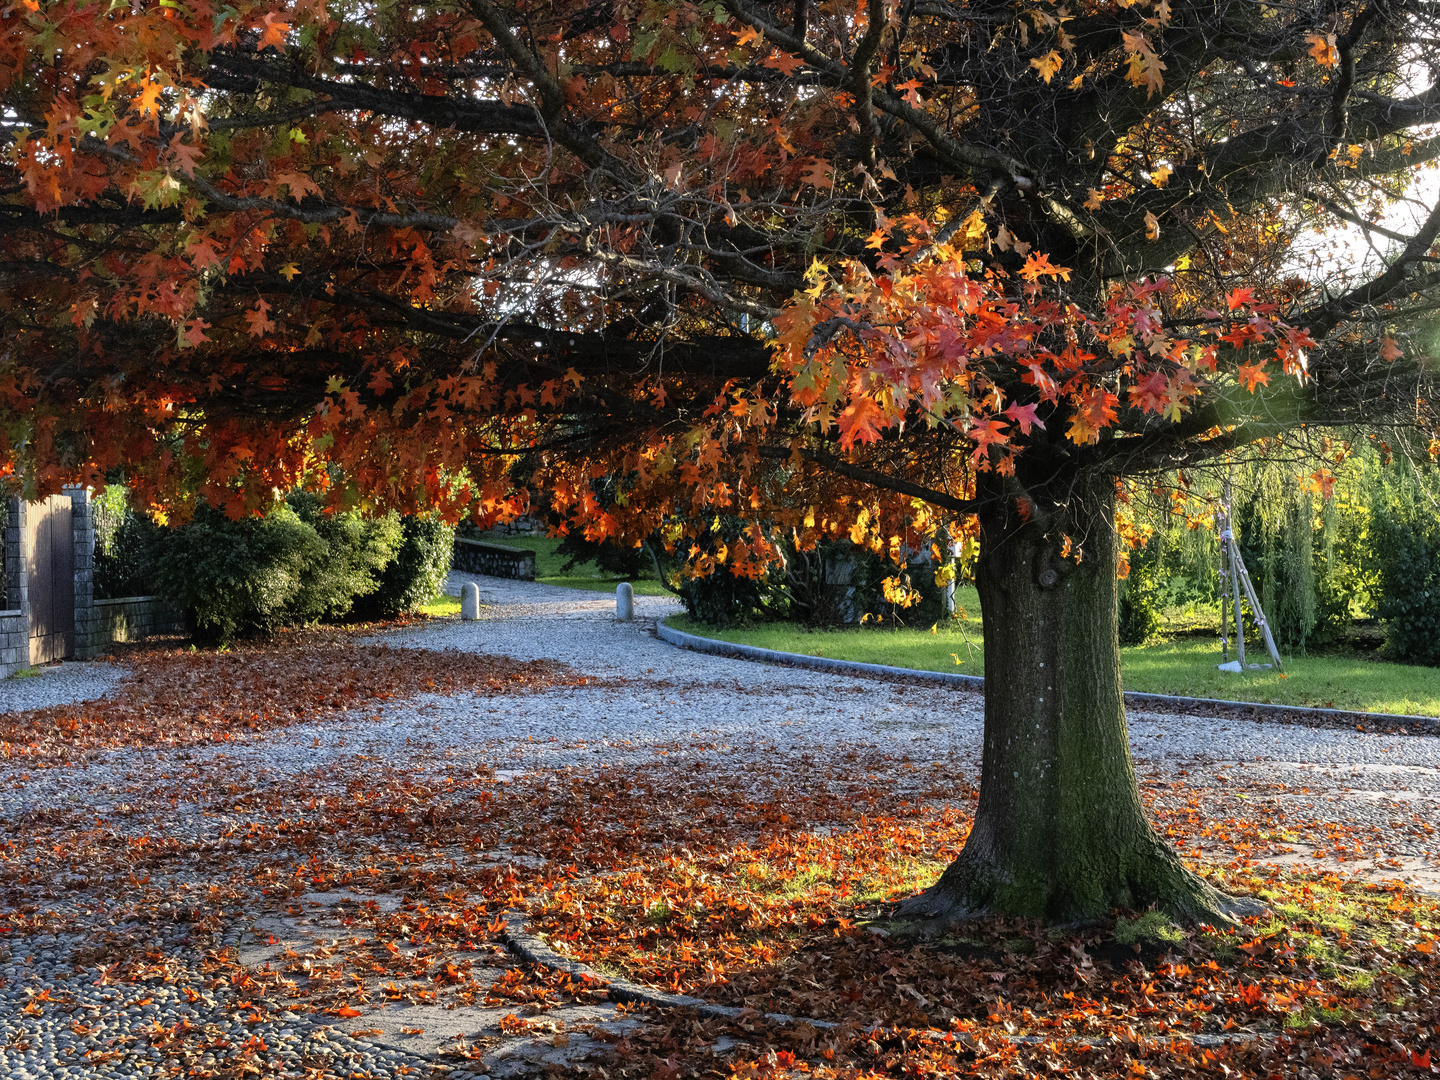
[898,471,1251,927]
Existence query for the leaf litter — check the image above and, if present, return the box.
[0,635,1436,1078]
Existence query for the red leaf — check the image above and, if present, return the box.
[761,51,805,76]
[1003,400,1044,435]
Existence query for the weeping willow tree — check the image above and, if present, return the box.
[1119,434,1400,653]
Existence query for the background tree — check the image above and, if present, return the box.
[4,0,1440,923]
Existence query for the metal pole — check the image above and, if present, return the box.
[1230,534,1247,668]
[1218,506,1230,664]
[1232,544,1284,670]
[1223,478,1245,668]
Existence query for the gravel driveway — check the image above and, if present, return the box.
[0,574,1436,1079]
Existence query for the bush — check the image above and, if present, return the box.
[93,486,162,599]
[353,515,455,618]
[659,517,778,626]
[147,504,328,644]
[147,499,441,643]
[778,539,869,625]
[1370,489,1440,665]
[286,493,403,622]
[1118,536,1161,645]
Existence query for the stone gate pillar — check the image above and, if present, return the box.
[1,498,28,676]
[68,487,97,660]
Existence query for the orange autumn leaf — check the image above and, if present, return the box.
[836,396,887,448]
[1236,362,1270,392]
[1306,32,1339,67]
[1030,50,1063,83]
[1018,252,1073,282]
[1122,29,1167,97]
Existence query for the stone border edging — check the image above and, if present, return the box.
[656,619,1440,732]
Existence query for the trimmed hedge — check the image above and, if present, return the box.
[147,504,329,644]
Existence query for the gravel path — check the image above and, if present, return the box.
[0,573,1436,1079]
[0,659,127,713]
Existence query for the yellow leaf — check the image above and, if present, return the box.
[279,263,300,281]
[1151,163,1172,186]
[959,209,987,243]
[1122,30,1166,97]
[1084,188,1105,211]
[1030,50,1063,83]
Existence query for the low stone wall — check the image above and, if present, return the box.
[90,596,186,648]
[0,609,26,678]
[452,538,537,580]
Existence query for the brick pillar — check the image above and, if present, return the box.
[68,486,96,660]
[1,497,27,675]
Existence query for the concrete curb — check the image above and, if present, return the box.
[656,620,1440,732]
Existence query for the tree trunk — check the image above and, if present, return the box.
[898,473,1254,926]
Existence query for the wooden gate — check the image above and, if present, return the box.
[25,494,74,664]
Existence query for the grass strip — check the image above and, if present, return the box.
[666,610,1440,717]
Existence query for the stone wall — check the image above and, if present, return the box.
[452,538,537,580]
[1,489,185,678]
[91,596,187,647]
[70,487,99,660]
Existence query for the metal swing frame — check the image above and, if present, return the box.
[1217,477,1284,672]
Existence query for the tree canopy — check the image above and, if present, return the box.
[4,0,1436,532]
[9,0,1440,924]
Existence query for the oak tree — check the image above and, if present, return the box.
[5,0,1439,922]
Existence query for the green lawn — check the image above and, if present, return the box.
[666,605,1440,717]
[465,534,673,596]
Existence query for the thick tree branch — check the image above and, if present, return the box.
[761,444,979,514]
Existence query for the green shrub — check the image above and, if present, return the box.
[1310,493,1373,644]
[1118,536,1161,645]
[1370,489,1440,665]
[286,493,403,622]
[92,486,162,599]
[353,515,455,618]
[147,504,328,644]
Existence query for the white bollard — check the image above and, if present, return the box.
[615,582,634,622]
[461,582,480,620]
